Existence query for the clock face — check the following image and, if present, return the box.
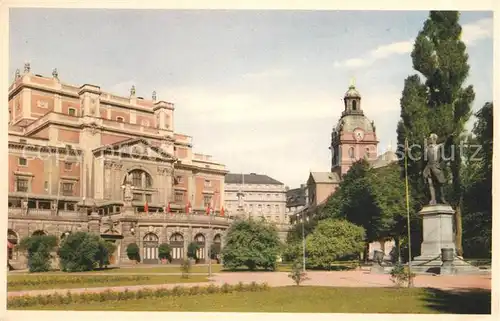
[353,129,365,141]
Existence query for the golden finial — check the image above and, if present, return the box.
[349,77,356,87]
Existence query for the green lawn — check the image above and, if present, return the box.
[11,286,491,314]
[10,263,293,275]
[8,275,208,291]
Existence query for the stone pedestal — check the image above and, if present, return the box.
[411,205,455,274]
[411,204,481,275]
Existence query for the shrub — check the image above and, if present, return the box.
[390,263,416,287]
[210,244,221,261]
[180,259,192,279]
[16,235,58,272]
[187,242,199,260]
[222,219,281,271]
[288,260,309,286]
[126,243,140,262]
[58,232,106,272]
[8,275,152,290]
[158,243,172,262]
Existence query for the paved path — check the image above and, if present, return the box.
[7,271,491,298]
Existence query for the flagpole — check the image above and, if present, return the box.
[404,138,413,288]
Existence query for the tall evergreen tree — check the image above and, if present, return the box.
[397,11,475,256]
[462,102,493,257]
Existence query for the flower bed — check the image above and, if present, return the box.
[8,282,270,309]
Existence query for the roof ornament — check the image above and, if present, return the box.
[349,76,356,88]
[23,62,31,73]
[130,85,136,97]
[152,90,157,101]
[52,68,59,79]
[14,69,20,79]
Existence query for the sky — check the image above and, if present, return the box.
[9,9,493,188]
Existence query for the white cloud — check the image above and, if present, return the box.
[334,17,492,70]
[461,17,493,46]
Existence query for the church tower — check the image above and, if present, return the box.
[330,81,379,177]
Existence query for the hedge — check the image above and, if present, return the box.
[8,282,270,308]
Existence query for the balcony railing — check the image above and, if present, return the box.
[135,212,232,225]
[8,207,87,219]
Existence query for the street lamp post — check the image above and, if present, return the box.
[302,211,306,272]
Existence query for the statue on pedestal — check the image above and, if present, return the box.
[422,133,453,205]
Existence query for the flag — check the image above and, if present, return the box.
[144,201,149,213]
[185,201,191,215]
[166,202,171,214]
[220,207,225,217]
[206,204,211,215]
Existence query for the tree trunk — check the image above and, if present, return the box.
[455,197,464,257]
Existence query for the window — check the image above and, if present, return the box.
[204,195,212,207]
[204,180,212,188]
[16,178,29,192]
[258,204,262,213]
[131,171,142,188]
[275,205,280,213]
[348,147,355,159]
[20,139,27,144]
[275,216,280,222]
[44,181,48,191]
[352,100,357,111]
[175,191,184,203]
[133,193,142,201]
[64,162,72,171]
[68,108,76,116]
[267,205,271,213]
[267,194,270,199]
[116,116,124,122]
[18,157,27,166]
[145,194,152,203]
[62,182,73,196]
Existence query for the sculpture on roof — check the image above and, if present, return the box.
[14,69,20,79]
[152,91,157,101]
[52,68,59,79]
[130,85,136,97]
[24,62,31,73]
[423,133,453,205]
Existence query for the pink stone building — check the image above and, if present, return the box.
[7,64,231,267]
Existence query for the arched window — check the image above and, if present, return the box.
[348,147,355,159]
[116,116,124,122]
[124,169,153,204]
[68,108,76,116]
[352,100,357,111]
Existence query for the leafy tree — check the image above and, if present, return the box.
[222,219,281,271]
[397,11,475,256]
[187,242,200,261]
[126,243,140,262]
[97,239,116,268]
[158,243,172,262]
[462,102,492,257]
[17,235,58,272]
[58,232,103,272]
[306,219,365,269]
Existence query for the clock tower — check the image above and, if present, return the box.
[330,81,379,177]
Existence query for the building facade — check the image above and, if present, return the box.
[224,173,290,241]
[285,184,308,223]
[7,64,232,267]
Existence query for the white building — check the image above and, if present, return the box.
[224,173,287,224]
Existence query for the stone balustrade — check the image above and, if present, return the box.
[134,212,233,226]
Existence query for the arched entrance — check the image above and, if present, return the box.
[194,233,206,263]
[212,234,222,261]
[7,229,18,261]
[32,230,46,236]
[142,233,159,264]
[169,233,184,263]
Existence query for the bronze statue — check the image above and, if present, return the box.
[423,133,453,205]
